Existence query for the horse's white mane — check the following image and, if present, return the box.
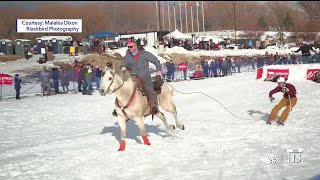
[104,66,132,83]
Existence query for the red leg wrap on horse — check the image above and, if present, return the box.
[118,140,126,151]
[142,135,151,145]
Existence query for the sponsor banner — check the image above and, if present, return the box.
[16,19,82,33]
[178,63,187,71]
[306,69,320,80]
[256,67,263,79]
[266,69,289,79]
[0,73,13,85]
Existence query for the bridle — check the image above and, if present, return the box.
[103,70,138,120]
[105,71,125,94]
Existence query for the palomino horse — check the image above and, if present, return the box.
[99,67,185,151]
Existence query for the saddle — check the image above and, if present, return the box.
[113,75,163,119]
[132,75,164,96]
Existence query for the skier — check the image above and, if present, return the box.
[267,76,297,126]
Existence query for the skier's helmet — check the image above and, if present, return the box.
[277,76,286,83]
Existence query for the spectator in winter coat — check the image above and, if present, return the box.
[257,56,264,68]
[76,65,82,92]
[209,61,214,77]
[24,45,30,60]
[85,65,94,95]
[179,60,188,80]
[52,66,60,94]
[268,54,274,65]
[248,40,253,49]
[95,65,102,90]
[221,60,228,76]
[82,38,88,54]
[167,60,175,81]
[89,36,93,47]
[166,61,171,80]
[60,68,69,93]
[273,52,279,64]
[251,58,256,70]
[217,57,223,76]
[226,59,233,75]
[41,44,48,62]
[231,58,236,73]
[41,67,50,95]
[235,58,241,73]
[294,43,316,63]
[143,38,147,46]
[267,76,297,126]
[80,65,88,95]
[47,41,54,61]
[161,63,168,81]
[204,61,209,77]
[171,61,176,80]
[14,74,22,99]
[201,60,206,77]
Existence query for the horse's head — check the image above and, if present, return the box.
[99,66,130,96]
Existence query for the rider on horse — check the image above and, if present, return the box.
[115,41,162,115]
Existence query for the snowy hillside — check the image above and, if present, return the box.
[0,70,320,179]
[185,30,320,41]
[163,46,310,58]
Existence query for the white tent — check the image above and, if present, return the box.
[164,29,192,39]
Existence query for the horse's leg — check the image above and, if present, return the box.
[117,115,127,151]
[160,101,185,130]
[135,117,151,145]
[171,105,185,130]
[155,111,176,131]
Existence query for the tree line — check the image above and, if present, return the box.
[0,1,319,41]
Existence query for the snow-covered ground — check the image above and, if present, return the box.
[1,69,320,179]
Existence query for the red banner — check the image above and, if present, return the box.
[306,69,320,80]
[178,63,187,71]
[256,67,263,79]
[266,69,289,80]
[0,73,13,85]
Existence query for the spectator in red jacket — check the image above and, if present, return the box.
[267,76,298,125]
[178,60,188,80]
[76,65,82,92]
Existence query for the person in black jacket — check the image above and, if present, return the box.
[51,66,60,94]
[14,74,22,99]
[24,45,29,60]
[294,42,316,63]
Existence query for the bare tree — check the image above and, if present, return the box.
[297,1,320,22]
[264,2,298,45]
[0,1,317,41]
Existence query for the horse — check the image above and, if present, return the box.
[99,67,185,151]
